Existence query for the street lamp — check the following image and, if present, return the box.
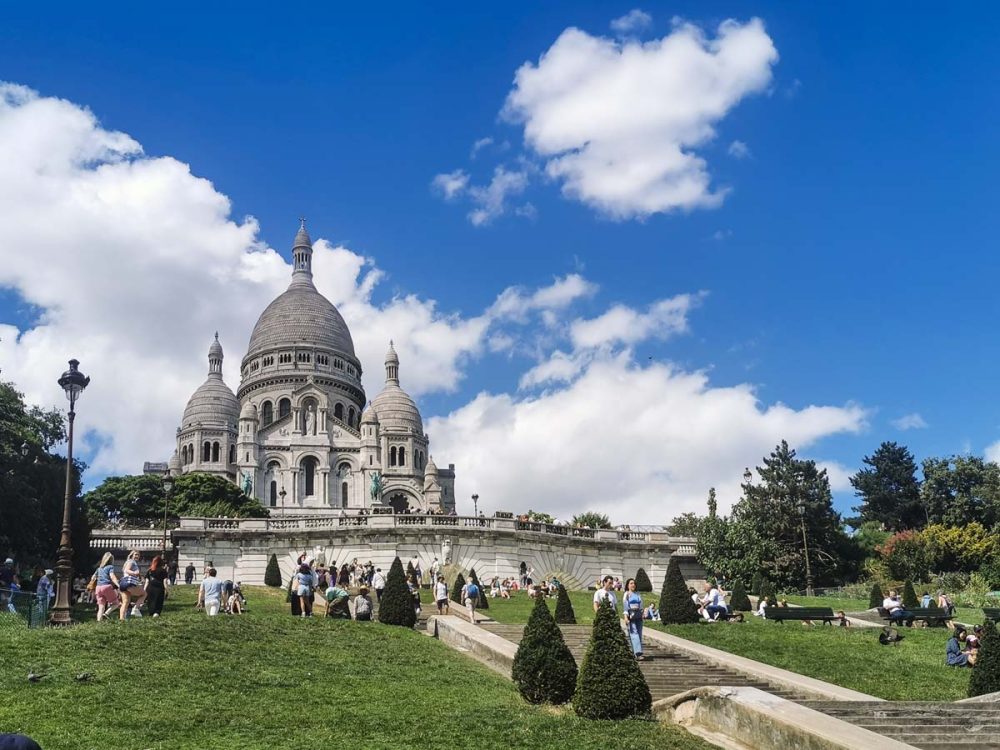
[20,441,29,458]
[796,496,814,597]
[162,475,174,554]
[50,359,89,626]
[279,486,287,517]
[471,493,479,516]
[743,467,752,485]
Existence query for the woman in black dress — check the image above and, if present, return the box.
[338,564,350,587]
[144,555,169,617]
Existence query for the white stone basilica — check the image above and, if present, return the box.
[164,222,456,514]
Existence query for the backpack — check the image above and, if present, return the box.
[467,583,480,599]
[355,596,372,616]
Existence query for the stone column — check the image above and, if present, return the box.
[321,470,329,504]
[292,407,302,434]
[319,408,328,434]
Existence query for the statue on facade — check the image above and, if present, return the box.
[305,404,316,435]
[240,470,253,496]
[370,471,383,503]
[442,538,452,565]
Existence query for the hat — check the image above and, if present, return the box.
[44,569,54,576]
[4,558,12,565]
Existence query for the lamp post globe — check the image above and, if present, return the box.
[50,359,90,626]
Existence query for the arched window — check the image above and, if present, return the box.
[203,442,211,462]
[269,480,277,507]
[212,442,220,462]
[278,398,291,419]
[398,446,406,467]
[334,403,344,421]
[261,401,273,426]
[302,457,317,496]
[341,482,348,507]
[228,444,235,464]
[348,407,355,426]
[181,445,187,465]
[390,446,397,466]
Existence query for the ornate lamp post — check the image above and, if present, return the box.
[796,496,814,597]
[161,475,174,554]
[279,486,287,517]
[471,493,479,516]
[50,359,89,626]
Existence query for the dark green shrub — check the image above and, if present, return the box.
[729,580,751,612]
[868,581,883,609]
[758,579,777,608]
[264,553,282,588]
[750,571,763,596]
[554,583,576,624]
[451,573,466,605]
[902,580,919,609]
[468,568,488,610]
[407,560,417,581]
[574,600,651,719]
[378,557,416,627]
[970,620,1000,697]
[634,568,652,592]
[512,596,578,704]
[659,556,700,624]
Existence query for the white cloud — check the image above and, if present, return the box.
[431,169,469,199]
[711,229,733,241]
[892,413,928,430]
[610,9,652,36]
[490,273,598,321]
[431,354,867,523]
[468,166,530,226]
[728,140,751,159]
[502,18,778,218]
[471,137,494,158]
[986,441,1000,465]
[816,460,854,492]
[569,292,703,349]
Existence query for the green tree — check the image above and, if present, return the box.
[666,511,702,537]
[468,567,488,610]
[921,456,1000,529]
[526,510,554,524]
[659,557,700,624]
[554,584,576,624]
[574,600,651,719]
[264,554,282,587]
[634,568,652,592]
[729,580,751,612]
[758,579,777,608]
[378,556,416,627]
[969,619,1000,697]
[450,572,466,605]
[849,442,924,531]
[407,560,417,581]
[750,571,763,596]
[511,596,578,704]
[902,580,919,609]
[570,512,612,529]
[868,581,883,609]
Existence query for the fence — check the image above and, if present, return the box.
[0,588,48,629]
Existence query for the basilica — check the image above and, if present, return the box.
[163,222,456,514]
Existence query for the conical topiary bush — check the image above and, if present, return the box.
[659,556,700,624]
[451,573,466,605]
[574,599,651,719]
[750,571,763,596]
[512,595,578,704]
[407,560,417,582]
[730,580,751,612]
[264,553,282,587]
[902,580,919,610]
[868,581,883,610]
[468,567,488,610]
[554,583,576,624]
[378,556,416,627]
[970,619,1000,697]
[634,568,652,593]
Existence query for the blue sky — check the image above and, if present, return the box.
[2,3,999,522]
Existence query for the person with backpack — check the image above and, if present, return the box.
[463,576,480,620]
[353,586,373,621]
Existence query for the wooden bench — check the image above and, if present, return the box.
[982,607,1000,621]
[765,606,837,625]
[877,606,950,626]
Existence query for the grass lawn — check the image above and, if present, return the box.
[0,586,709,750]
[649,615,971,701]
[484,589,599,625]
[783,594,985,626]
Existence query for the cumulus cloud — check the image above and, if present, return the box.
[986,441,1000,465]
[490,273,598,321]
[610,9,652,36]
[502,17,778,218]
[892,413,928,431]
[467,166,530,226]
[431,169,469,199]
[570,292,704,349]
[728,140,751,159]
[470,137,494,158]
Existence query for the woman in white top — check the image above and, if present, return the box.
[119,550,147,619]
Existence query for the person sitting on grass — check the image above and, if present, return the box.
[966,625,983,651]
[836,610,850,627]
[702,582,728,621]
[947,627,975,666]
[228,582,246,614]
[883,589,915,627]
[324,582,350,619]
[644,602,660,621]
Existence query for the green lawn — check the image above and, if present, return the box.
[783,594,985,626]
[484,590,599,625]
[0,586,709,750]
[649,615,971,701]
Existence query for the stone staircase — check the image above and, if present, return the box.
[799,701,1000,749]
[482,623,805,702]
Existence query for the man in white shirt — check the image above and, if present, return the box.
[372,568,386,602]
[883,589,914,627]
[434,576,449,614]
[593,575,617,612]
[702,584,728,621]
[198,568,225,616]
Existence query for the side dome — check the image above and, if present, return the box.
[181,335,239,429]
[240,400,258,420]
[361,402,378,424]
[371,342,423,434]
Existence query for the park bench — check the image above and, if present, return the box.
[765,606,837,625]
[982,607,1000,621]
[877,606,950,626]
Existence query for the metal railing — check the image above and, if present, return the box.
[0,588,48,629]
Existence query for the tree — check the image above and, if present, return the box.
[511,596,578,704]
[666,512,702,537]
[406,560,417,581]
[849,442,924,531]
[659,557,700,624]
[729,580,751,612]
[571,512,612,529]
[378,556,416,627]
[750,571,763,596]
[634,568,652,592]
[969,620,1000,697]
[574,600,651,719]
[450,573,466,605]
[554,584,576,624]
[468,567,488,610]
[901,580,919,609]
[868,581,883,609]
[264,554,282,587]
[526,510,554,524]
[877,530,930,581]
[758,579,777,608]
[921,456,1000,529]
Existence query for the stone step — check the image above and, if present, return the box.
[887,735,1000,746]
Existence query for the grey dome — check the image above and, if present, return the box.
[240,400,258,420]
[246,282,355,357]
[182,375,238,428]
[361,402,378,424]
[371,383,422,433]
